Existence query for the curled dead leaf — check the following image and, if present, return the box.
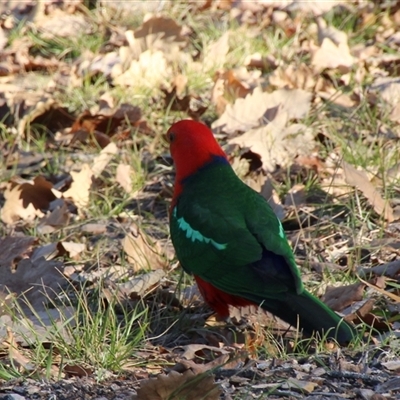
[213,87,311,134]
[122,225,166,272]
[134,370,220,400]
[322,282,365,311]
[342,161,394,222]
[63,164,93,209]
[117,270,166,298]
[1,176,59,225]
[0,236,35,268]
[116,163,133,194]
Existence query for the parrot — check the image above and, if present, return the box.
[166,119,356,344]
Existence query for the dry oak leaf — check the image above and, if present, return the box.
[370,77,400,122]
[211,68,259,115]
[122,225,166,272]
[269,63,318,91]
[312,37,354,72]
[116,163,133,194]
[91,142,118,177]
[35,11,89,39]
[59,242,85,259]
[203,31,230,71]
[0,306,75,346]
[134,370,220,400]
[343,161,394,222]
[322,282,365,312]
[1,176,60,225]
[38,201,70,234]
[212,87,311,133]
[117,270,166,298]
[132,15,187,56]
[0,236,35,268]
[0,256,64,310]
[212,87,270,133]
[113,50,171,89]
[63,164,93,209]
[229,112,315,172]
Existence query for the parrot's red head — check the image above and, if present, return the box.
[166,120,227,200]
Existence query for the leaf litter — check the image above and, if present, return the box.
[1,1,400,399]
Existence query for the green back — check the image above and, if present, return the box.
[170,158,304,300]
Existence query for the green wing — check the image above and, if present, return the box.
[170,161,304,299]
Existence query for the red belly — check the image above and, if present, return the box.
[194,275,255,317]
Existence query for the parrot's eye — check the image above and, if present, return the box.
[168,132,176,142]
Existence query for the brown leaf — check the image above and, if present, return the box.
[312,18,354,72]
[343,161,394,222]
[229,118,315,172]
[63,164,93,209]
[213,87,311,134]
[38,201,70,234]
[269,64,317,91]
[323,282,365,311]
[0,256,64,310]
[312,38,354,72]
[203,31,230,71]
[360,259,400,278]
[113,50,171,88]
[176,344,228,361]
[357,274,400,303]
[91,142,118,178]
[58,242,85,259]
[135,370,220,400]
[122,226,166,272]
[132,15,187,56]
[5,328,35,372]
[117,270,166,298]
[63,364,94,378]
[0,236,35,268]
[369,77,400,122]
[116,163,133,194]
[211,68,256,115]
[1,177,59,225]
[36,11,89,39]
[162,86,191,112]
[70,103,142,146]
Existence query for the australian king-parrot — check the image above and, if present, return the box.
[166,119,356,344]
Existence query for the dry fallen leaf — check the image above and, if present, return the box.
[122,225,166,272]
[117,270,166,298]
[1,176,60,225]
[229,116,315,172]
[312,37,354,72]
[59,242,85,259]
[370,77,400,122]
[113,50,171,89]
[213,87,311,134]
[203,31,230,71]
[63,164,93,209]
[134,370,220,400]
[36,10,89,39]
[116,163,133,194]
[0,306,75,346]
[38,201,70,234]
[269,64,317,91]
[212,87,270,133]
[5,328,35,373]
[0,236,35,268]
[129,15,187,59]
[91,142,118,178]
[0,256,64,310]
[323,282,365,311]
[343,161,394,222]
